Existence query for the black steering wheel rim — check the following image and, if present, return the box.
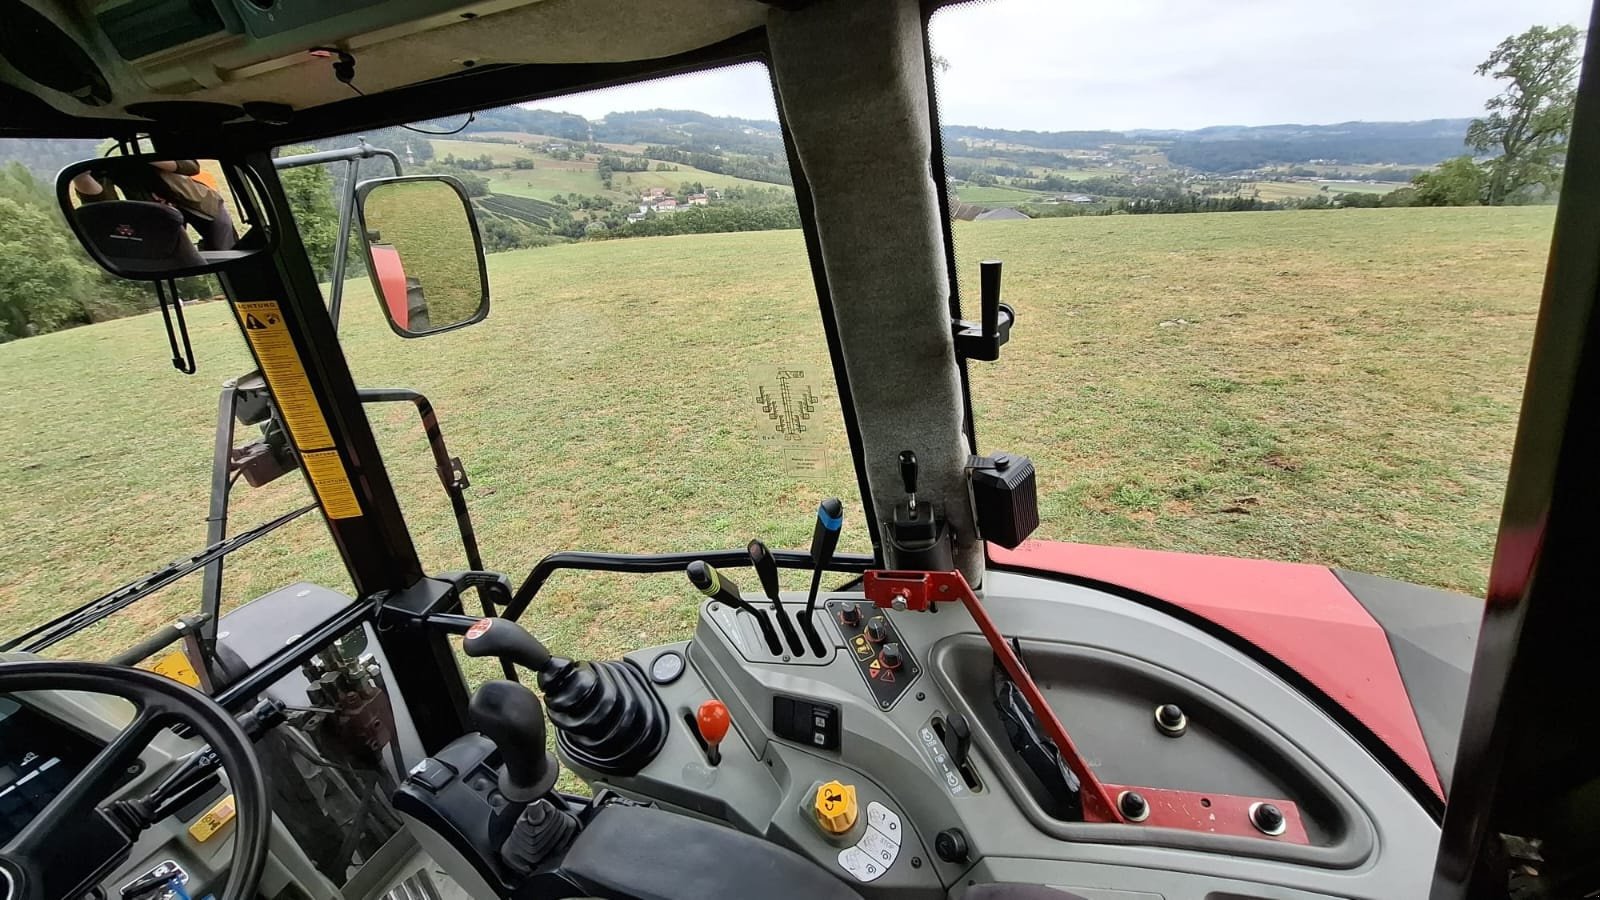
[0,661,269,900]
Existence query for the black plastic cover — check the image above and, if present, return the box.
[970,453,1039,549]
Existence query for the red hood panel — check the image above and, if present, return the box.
[989,541,1444,798]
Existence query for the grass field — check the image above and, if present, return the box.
[0,207,1550,670]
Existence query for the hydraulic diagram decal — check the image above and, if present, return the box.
[234,301,364,520]
[751,364,827,476]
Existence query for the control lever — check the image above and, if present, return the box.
[687,561,783,654]
[980,258,1002,340]
[462,617,552,674]
[942,711,972,769]
[696,699,730,765]
[900,450,919,518]
[800,498,843,657]
[749,539,804,656]
[470,680,559,803]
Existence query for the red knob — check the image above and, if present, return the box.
[697,700,730,746]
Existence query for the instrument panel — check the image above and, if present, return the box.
[0,695,112,845]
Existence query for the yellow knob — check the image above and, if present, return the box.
[814,780,858,835]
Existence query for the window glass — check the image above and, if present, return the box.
[304,63,867,657]
[932,0,1586,595]
[0,141,348,660]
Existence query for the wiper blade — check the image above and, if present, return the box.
[2,503,317,654]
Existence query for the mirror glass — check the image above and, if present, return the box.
[356,176,489,337]
[56,156,269,280]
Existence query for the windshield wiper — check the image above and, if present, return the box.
[2,503,316,654]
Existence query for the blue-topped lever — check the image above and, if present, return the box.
[800,498,844,656]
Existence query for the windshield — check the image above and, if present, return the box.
[931,0,1587,598]
[0,62,867,662]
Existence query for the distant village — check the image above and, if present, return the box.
[625,186,715,223]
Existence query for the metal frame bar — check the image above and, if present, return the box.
[207,146,470,751]
[271,141,404,329]
[1430,9,1600,897]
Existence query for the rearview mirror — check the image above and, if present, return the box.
[56,155,273,280]
[355,176,490,338]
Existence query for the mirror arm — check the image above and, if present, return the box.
[155,279,198,375]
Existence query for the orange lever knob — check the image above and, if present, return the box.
[697,700,730,746]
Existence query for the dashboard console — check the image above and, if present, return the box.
[555,570,1438,899]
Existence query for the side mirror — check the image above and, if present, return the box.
[355,175,490,338]
[56,155,273,280]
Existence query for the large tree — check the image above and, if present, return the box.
[1467,24,1583,205]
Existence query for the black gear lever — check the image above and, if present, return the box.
[800,498,843,657]
[462,617,552,674]
[469,680,559,803]
[687,561,783,655]
[749,539,804,656]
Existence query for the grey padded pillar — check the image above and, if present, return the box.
[768,0,982,584]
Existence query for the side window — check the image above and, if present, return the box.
[931,2,1586,596]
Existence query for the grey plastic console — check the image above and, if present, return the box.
[556,570,1439,899]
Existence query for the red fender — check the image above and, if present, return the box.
[370,242,409,330]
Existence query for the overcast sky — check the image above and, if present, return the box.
[526,0,1591,132]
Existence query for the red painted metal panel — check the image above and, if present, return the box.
[988,541,1443,798]
[863,569,1308,843]
[370,243,409,330]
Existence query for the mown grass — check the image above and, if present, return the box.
[1,207,1549,671]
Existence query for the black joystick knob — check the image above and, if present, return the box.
[865,616,888,643]
[899,450,919,517]
[880,643,904,670]
[463,618,552,674]
[469,680,558,803]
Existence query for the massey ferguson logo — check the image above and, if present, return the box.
[109,222,142,242]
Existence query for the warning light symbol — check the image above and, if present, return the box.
[245,314,267,329]
[851,636,874,660]
[868,660,882,679]
[880,670,895,683]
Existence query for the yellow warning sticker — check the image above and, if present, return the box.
[235,301,334,450]
[152,649,201,688]
[188,794,236,842]
[301,449,364,520]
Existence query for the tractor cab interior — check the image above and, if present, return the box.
[4,1,1600,899]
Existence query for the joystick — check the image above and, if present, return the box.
[462,617,669,777]
[469,680,558,803]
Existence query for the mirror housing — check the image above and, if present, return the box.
[355,175,490,338]
[56,155,273,281]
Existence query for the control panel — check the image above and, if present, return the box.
[804,779,905,885]
[826,599,919,709]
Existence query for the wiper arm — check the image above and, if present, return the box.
[2,503,316,654]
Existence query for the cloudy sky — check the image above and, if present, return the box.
[527,0,1591,132]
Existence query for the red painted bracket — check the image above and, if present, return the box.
[862,569,1308,843]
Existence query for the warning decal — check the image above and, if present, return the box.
[236,301,335,450]
[234,300,362,520]
[301,450,364,520]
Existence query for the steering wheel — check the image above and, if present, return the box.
[0,662,269,900]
